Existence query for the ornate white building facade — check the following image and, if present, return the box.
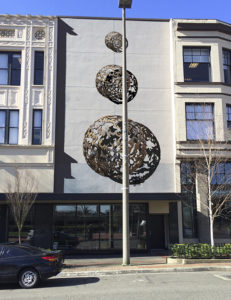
[0,14,57,193]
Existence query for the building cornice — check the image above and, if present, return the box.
[177,22,231,36]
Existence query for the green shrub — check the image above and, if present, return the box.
[170,243,231,259]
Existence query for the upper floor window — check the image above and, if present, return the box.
[32,110,42,145]
[186,103,214,140]
[211,162,231,185]
[0,52,21,86]
[223,49,231,85]
[34,51,44,85]
[226,105,231,129]
[0,110,19,144]
[183,47,211,82]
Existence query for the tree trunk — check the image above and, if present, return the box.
[208,181,214,247]
[18,228,21,245]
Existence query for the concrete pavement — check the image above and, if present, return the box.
[59,254,231,277]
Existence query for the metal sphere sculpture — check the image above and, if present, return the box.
[105,31,128,53]
[83,115,161,185]
[95,65,138,104]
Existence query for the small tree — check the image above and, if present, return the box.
[6,169,37,244]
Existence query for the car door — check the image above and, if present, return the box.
[0,246,28,282]
[0,246,17,281]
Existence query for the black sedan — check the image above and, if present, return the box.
[0,244,63,288]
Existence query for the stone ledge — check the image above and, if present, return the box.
[167,257,231,264]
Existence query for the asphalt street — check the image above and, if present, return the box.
[1,271,231,300]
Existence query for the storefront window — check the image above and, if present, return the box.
[181,162,198,238]
[53,203,147,251]
[53,205,78,250]
[8,207,35,244]
[214,217,231,238]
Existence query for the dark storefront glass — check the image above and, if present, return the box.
[181,162,198,238]
[53,205,78,250]
[8,207,35,244]
[53,203,148,252]
[130,205,147,249]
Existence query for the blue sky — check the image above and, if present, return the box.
[1,0,231,24]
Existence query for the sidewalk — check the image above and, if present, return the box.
[58,255,231,277]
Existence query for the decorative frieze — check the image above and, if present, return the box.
[34,29,45,40]
[0,41,24,46]
[0,29,15,37]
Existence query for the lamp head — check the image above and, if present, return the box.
[119,0,132,8]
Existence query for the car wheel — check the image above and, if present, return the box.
[18,268,39,288]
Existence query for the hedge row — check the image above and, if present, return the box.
[170,243,231,259]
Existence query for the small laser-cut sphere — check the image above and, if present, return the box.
[83,115,161,185]
[105,31,128,53]
[95,65,138,104]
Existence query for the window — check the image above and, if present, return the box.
[0,52,21,85]
[186,103,214,140]
[34,51,44,85]
[180,162,197,238]
[223,49,231,85]
[211,162,231,185]
[226,105,231,129]
[183,47,210,82]
[32,110,42,145]
[53,203,147,251]
[0,110,19,144]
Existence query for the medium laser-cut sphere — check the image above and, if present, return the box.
[105,31,128,53]
[83,115,161,184]
[95,65,138,104]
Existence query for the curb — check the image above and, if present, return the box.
[58,265,231,277]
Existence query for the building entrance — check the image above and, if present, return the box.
[149,214,165,249]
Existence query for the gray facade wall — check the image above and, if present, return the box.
[58,18,176,194]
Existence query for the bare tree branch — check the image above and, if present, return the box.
[5,168,37,245]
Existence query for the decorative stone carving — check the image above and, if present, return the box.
[0,29,15,38]
[96,65,138,104]
[47,122,51,138]
[0,91,6,106]
[17,29,23,38]
[34,29,45,40]
[105,31,128,53]
[23,121,28,138]
[49,27,53,41]
[83,115,161,185]
[48,47,53,70]
[9,90,18,106]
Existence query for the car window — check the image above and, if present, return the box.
[0,246,5,257]
[0,247,27,258]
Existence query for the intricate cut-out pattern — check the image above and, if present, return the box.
[0,29,15,37]
[35,30,45,40]
[96,65,138,104]
[105,31,128,53]
[83,115,161,185]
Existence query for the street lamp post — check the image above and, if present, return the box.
[119,0,132,266]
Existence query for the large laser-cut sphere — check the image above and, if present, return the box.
[105,31,128,53]
[96,65,138,104]
[83,115,161,184]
